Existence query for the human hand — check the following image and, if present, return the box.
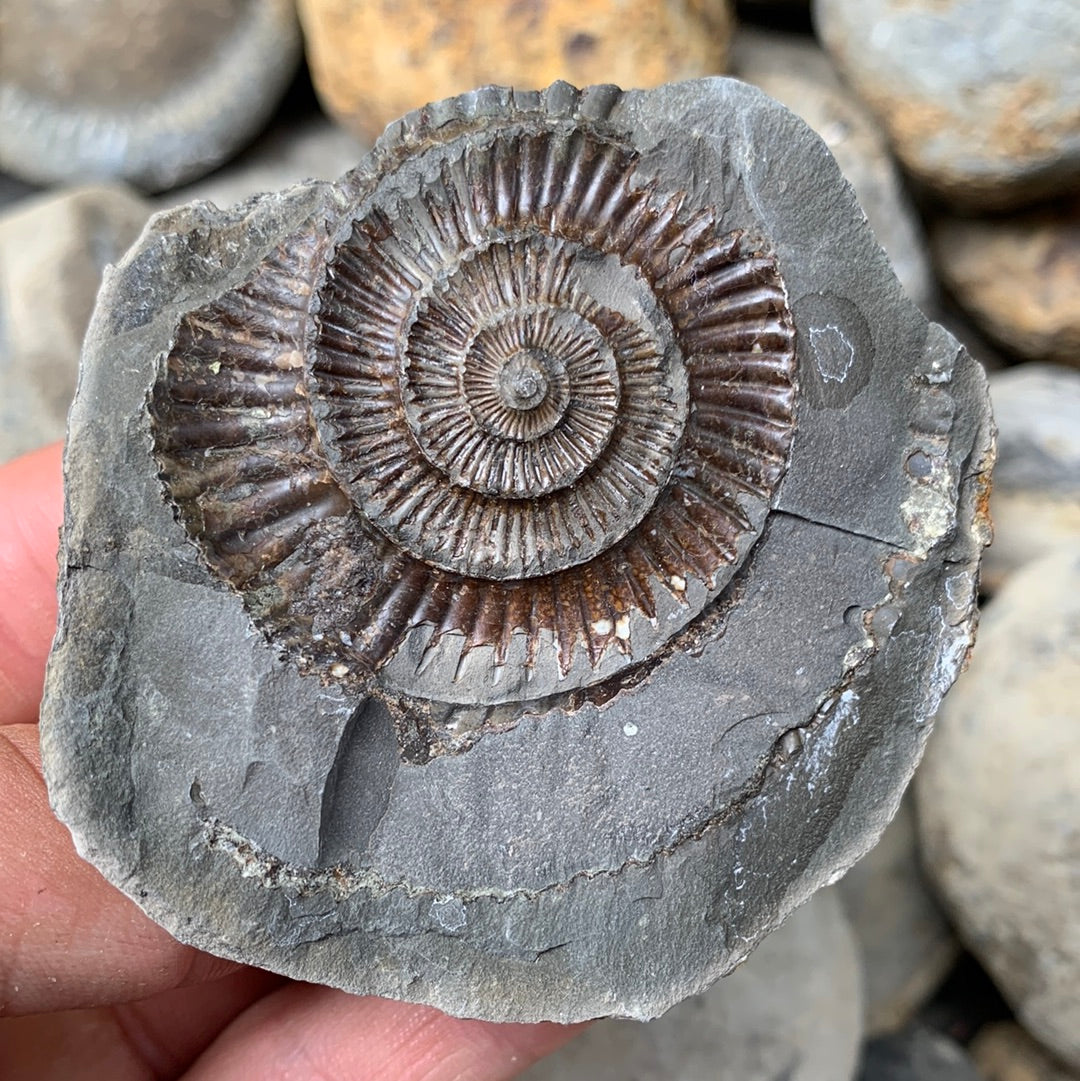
[0,442,582,1080]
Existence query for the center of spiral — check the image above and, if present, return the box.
[498,350,552,412]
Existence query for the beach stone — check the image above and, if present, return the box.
[813,0,1080,211]
[972,1022,1080,1081]
[0,184,151,463]
[931,201,1080,366]
[520,888,862,1081]
[836,792,958,1035]
[860,1026,983,1081]
[163,112,366,213]
[981,365,1080,592]
[40,78,993,1023]
[917,547,1080,1069]
[732,27,932,307]
[0,0,301,192]
[297,0,734,140]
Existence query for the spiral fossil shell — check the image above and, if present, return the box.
[149,83,797,708]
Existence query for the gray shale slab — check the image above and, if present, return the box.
[40,78,993,1023]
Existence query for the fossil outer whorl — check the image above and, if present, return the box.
[150,85,797,706]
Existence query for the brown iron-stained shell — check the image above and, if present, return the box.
[149,83,797,708]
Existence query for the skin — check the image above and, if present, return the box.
[0,442,583,1080]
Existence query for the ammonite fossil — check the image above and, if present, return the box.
[42,79,994,1022]
[149,83,797,718]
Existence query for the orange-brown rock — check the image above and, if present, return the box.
[972,1023,1080,1081]
[931,201,1080,367]
[297,0,734,139]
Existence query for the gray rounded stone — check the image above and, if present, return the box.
[40,78,993,1023]
[813,0,1080,210]
[917,547,1080,1069]
[162,113,367,214]
[520,888,863,1081]
[0,0,301,193]
[732,26,932,308]
[0,184,151,464]
[836,792,958,1036]
[982,364,1080,592]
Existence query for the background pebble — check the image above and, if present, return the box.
[837,794,959,1036]
[982,364,1080,591]
[917,548,1080,1070]
[932,201,1080,366]
[972,1022,1080,1081]
[859,1025,983,1081]
[297,0,734,140]
[0,0,301,192]
[0,184,150,463]
[813,0,1080,210]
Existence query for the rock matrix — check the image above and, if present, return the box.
[40,78,992,1022]
[732,27,931,308]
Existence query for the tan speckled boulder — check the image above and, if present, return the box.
[297,0,734,139]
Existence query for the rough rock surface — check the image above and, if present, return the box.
[917,548,1080,1069]
[732,27,932,308]
[930,302,1010,377]
[837,792,958,1035]
[0,184,151,463]
[298,0,734,140]
[859,1025,983,1081]
[0,0,301,192]
[40,78,993,1023]
[931,201,1080,366]
[520,888,863,1081]
[972,1023,1080,1081]
[813,0,1080,211]
[982,365,1080,592]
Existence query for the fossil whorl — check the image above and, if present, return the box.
[150,83,797,706]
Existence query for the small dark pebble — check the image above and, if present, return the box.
[860,1025,983,1081]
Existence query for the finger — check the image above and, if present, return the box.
[182,984,586,1081]
[0,724,239,1018]
[0,967,283,1081]
[0,442,63,727]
